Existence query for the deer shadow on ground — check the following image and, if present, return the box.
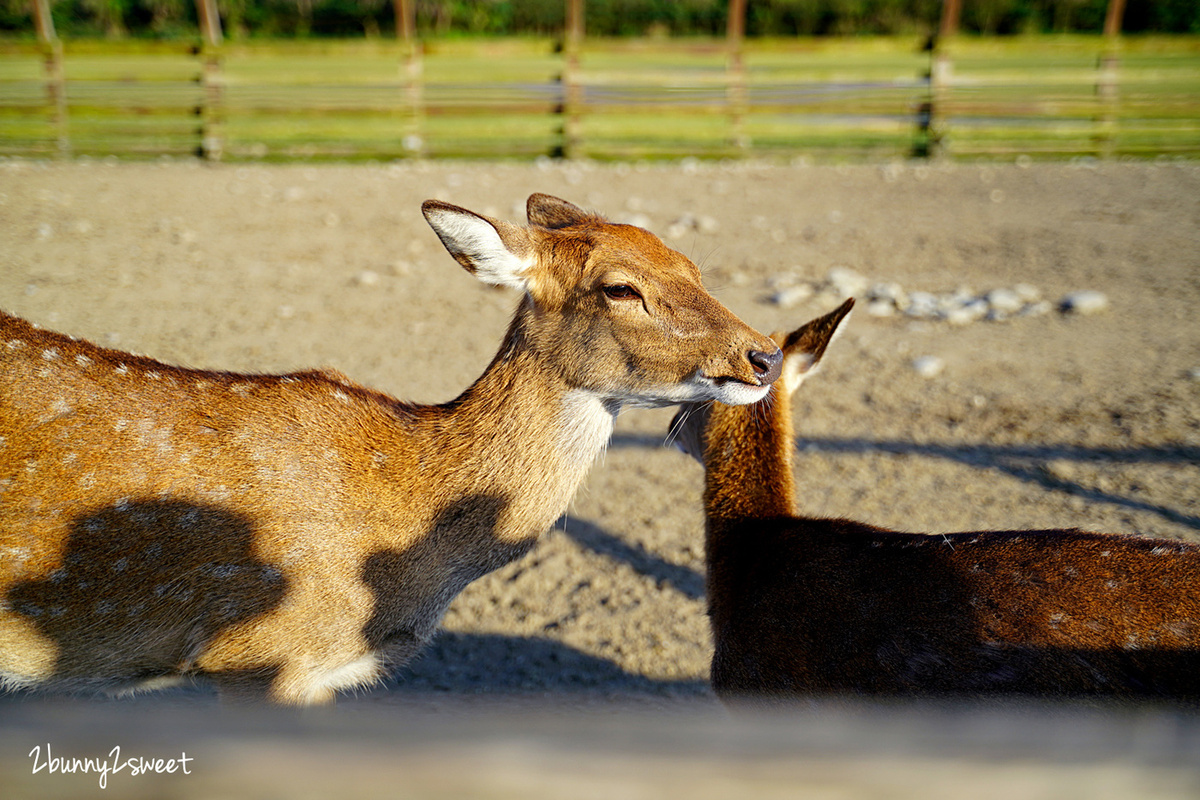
[385,630,707,697]
[611,433,1200,532]
[792,438,1200,532]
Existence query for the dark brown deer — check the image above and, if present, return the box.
[0,193,782,704]
[671,298,1200,702]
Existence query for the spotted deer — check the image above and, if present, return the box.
[672,298,1200,702]
[0,193,783,704]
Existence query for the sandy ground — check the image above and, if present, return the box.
[0,158,1198,797]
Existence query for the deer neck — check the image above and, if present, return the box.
[419,304,619,545]
[704,386,797,532]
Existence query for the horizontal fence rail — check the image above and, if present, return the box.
[0,37,1197,162]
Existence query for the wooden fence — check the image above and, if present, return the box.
[0,36,1197,162]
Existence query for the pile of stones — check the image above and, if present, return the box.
[768,267,1109,324]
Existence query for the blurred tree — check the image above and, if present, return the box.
[1,0,1196,38]
[355,0,387,35]
[286,0,316,35]
[217,0,247,37]
[140,0,185,33]
[81,0,129,36]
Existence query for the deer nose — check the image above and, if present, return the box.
[748,347,783,385]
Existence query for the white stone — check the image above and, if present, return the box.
[912,356,945,378]
[770,285,814,309]
[945,300,988,325]
[866,299,896,317]
[1018,301,1053,318]
[826,267,870,298]
[1014,283,1041,303]
[986,288,1024,315]
[666,223,689,241]
[1060,290,1110,315]
[905,291,940,319]
[867,282,906,305]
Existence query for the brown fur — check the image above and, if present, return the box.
[0,193,782,704]
[672,298,1200,702]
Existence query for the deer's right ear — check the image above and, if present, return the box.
[526,193,603,230]
[422,200,535,291]
[778,298,854,392]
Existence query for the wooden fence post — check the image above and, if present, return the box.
[195,0,223,160]
[726,0,748,152]
[31,0,68,158]
[556,0,584,159]
[1096,0,1126,158]
[923,0,961,159]
[395,0,424,157]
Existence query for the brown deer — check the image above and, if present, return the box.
[0,193,783,704]
[671,298,1200,702]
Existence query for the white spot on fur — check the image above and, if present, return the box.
[74,353,92,367]
[303,653,383,701]
[115,364,128,376]
[6,339,25,350]
[41,348,58,361]
[332,389,350,403]
[557,390,618,465]
[0,671,42,692]
[1,546,32,566]
[146,371,161,381]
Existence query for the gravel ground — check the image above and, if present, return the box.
[1,157,1198,797]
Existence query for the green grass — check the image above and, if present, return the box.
[0,35,1197,161]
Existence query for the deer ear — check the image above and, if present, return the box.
[422,200,535,291]
[526,193,603,229]
[778,298,854,391]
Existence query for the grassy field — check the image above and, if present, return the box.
[0,35,1197,161]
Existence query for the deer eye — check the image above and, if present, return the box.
[602,284,641,301]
